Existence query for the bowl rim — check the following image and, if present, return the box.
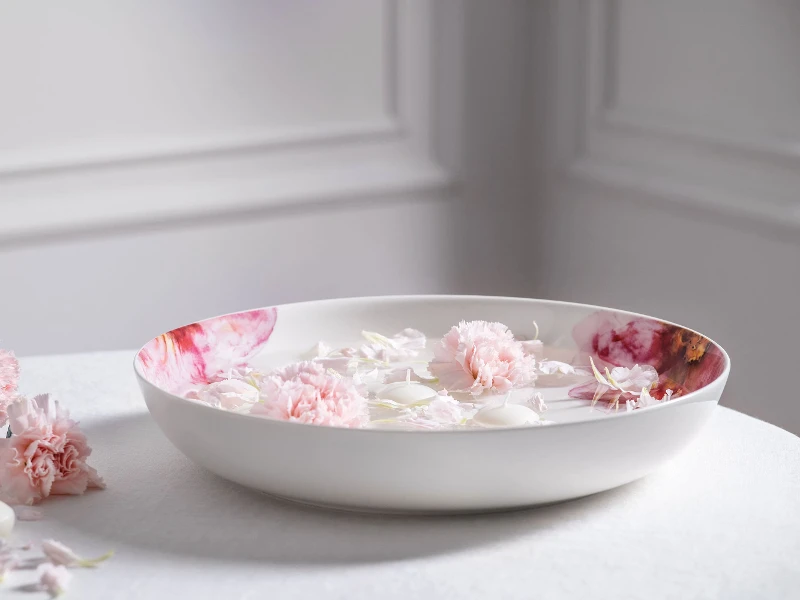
[133,294,731,435]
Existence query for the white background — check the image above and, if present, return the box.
[1,0,798,434]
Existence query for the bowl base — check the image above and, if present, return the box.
[260,489,592,516]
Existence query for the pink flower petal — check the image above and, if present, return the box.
[38,563,72,596]
[13,505,42,521]
[0,396,104,506]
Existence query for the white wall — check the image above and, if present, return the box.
[538,0,800,434]
[0,0,535,355]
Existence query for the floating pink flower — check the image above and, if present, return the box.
[429,321,537,396]
[38,563,72,597]
[0,395,105,506]
[251,361,369,428]
[0,349,20,427]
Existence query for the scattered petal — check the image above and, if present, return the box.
[13,506,42,521]
[304,341,332,359]
[426,393,476,427]
[381,392,477,430]
[0,551,19,582]
[589,356,612,387]
[356,329,426,363]
[636,387,659,408]
[531,392,547,413]
[352,368,384,386]
[538,360,585,376]
[313,356,354,373]
[607,364,659,392]
[520,339,544,356]
[186,379,259,411]
[575,358,660,409]
[41,539,113,568]
[38,563,72,597]
[383,369,438,385]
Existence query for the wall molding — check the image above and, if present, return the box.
[0,0,454,241]
[0,119,401,181]
[554,0,800,227]
[562,158,800,234]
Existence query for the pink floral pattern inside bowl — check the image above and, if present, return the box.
[136,308,278,396]
[568,311,726,404]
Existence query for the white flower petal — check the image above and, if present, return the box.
[13,506,43,521]
[42,539,113,568]
[538,360,582,376]
[358,329,426,362]
[305,341,332,359]
[589,357,612,386]
[186,379,259,410]
[532,392,547,413]
[521,339,544,356]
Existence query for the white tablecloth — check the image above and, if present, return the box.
[3,351,800,599]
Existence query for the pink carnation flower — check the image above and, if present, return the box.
[0,395,105,506]
[0,349,20,427]
[251,361,369,428]
[429,321,537,396]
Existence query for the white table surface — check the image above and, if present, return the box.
[3,351,799,600]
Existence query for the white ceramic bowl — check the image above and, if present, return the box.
[134,296,729,513]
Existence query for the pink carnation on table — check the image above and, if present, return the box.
[251,361,369,428]
[428,321,537,396]
[0,349,20,427]
[0,395,105,506]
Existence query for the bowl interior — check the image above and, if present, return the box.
[134,296,728,427]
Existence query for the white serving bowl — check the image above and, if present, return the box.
[135,296,729,513]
